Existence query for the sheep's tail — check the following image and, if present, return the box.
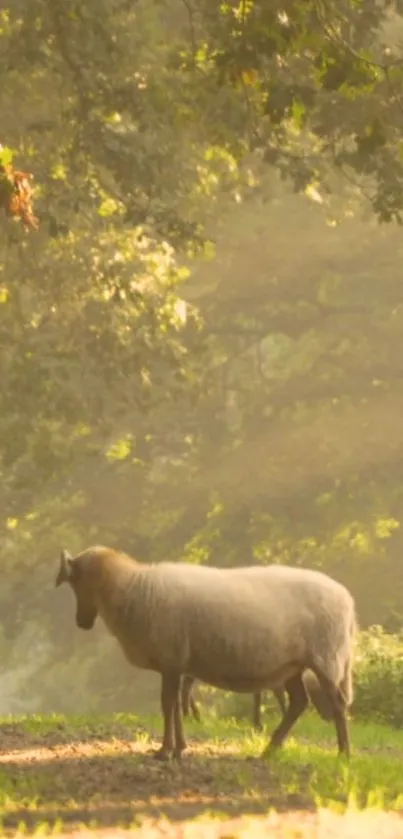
[338,602,358,708]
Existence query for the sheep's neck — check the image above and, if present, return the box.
[95,562,156,668]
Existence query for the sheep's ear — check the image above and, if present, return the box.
[55,549,75,587]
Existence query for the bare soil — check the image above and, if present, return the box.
[0,722,402,838]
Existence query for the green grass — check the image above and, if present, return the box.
[186,711,403,806]
[0,710,402,835]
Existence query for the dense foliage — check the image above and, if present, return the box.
[352,626,403,726]
[2,0,403,712]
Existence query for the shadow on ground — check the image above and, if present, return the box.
[0,722,315,832]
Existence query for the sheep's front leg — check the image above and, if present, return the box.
[173,694,187,760]
[154,671,181,761]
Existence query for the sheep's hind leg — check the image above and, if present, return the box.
[312,672,350,758]
[253,692,262,730]
[182,675,201,722]
[189,692,201,722]
[261,673,308,758]
[173,695,187,761]
[153,672,181,761]
[273,686,288,716]
[181,675,193,717]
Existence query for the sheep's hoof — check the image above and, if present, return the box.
[152,747,172,762]
[173,749,184,762]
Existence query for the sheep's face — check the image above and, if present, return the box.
[55,550,98,630]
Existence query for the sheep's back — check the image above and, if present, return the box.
[117,562,354,686]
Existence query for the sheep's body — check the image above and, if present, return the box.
[55,547,356,761]
[96,557,354,695]
[181,672,333,728]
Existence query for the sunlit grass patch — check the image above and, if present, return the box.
[267,742,403,810]
[181,711,403,811]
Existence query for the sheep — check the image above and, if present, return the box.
[180,675,287,727]
[181,672,334,728]
[55,546,356,761]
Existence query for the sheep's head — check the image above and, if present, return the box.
[55,549,98,631]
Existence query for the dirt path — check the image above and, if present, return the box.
[0,722,402,837]
[0,731,308,828]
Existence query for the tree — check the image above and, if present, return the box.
[2,0,403,712]
[187,0,403,222]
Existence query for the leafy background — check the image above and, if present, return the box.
[2,0,403,719]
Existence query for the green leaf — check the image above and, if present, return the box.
[0,145,14,167]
